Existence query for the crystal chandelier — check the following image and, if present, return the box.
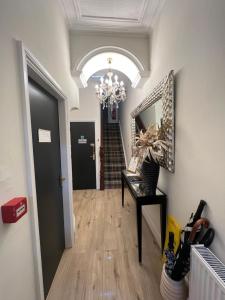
[95,58,126,109]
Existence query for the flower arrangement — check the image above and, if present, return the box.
[135,123,168,163]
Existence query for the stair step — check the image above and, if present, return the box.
[104,134,120,137]
[104,142,122,145]
[104,130,120,134]
[104,145,123,149]
[104,128,120,131]
[104,178,121,182]
[103,137,121,141]
[104,129,120,131]
[104,127,119,129]
[104,152,124,155]
[104,163,126,168]
[104,143,122,146]
[104,170,122,177]
[104,158,125,164]
[104,149,123,152]
[104,157,124,161]
[104,166,125,170]
[104,123,119,126]
[104,151,124,155]
[104,142,121,145]
[104,184,121,189]
[104,136,120,138]
[104,147,123,151]
[104,158,124,161]
[104,179,121,189]
[104,153,123,156]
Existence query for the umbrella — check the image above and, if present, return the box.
[171,218,209,281]
[197,227,215,247]
[165,232,175,277]
[184,200,207,242]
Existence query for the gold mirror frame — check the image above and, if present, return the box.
[131,70,175,173]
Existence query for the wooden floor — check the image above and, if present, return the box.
[47,189,163,300]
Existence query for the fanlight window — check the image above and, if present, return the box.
[81,52,141,88]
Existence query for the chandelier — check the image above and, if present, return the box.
[95,57,126,109]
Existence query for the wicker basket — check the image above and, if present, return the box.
[160,265,188,300]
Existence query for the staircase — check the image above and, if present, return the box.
[103,123,126,189]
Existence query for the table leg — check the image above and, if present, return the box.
[121,174,124,207]
[136,203,142,263]
[160,199,167,254]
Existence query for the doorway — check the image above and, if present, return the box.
[70,122,96,189]
[18,41,74,300]
[29,78,65,298]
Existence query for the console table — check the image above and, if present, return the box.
[121,170,167,263]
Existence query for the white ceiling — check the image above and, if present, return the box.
[59,0,165,33]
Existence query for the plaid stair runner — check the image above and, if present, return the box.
[104,123,126,189]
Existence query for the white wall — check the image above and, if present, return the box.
[70,82,101,189]
[70,31,150,73]
[0,1,78,299]
[120,0,225,262]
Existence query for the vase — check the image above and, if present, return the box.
[160,265,188,300]
[140,157,160,195]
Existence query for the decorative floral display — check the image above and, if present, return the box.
[135,124,168,163]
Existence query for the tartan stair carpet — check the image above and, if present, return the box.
[104,123,126,189]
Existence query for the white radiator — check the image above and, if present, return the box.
[189,245,225,300]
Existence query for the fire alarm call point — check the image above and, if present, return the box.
[1,197,27,223]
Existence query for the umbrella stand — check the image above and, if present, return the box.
[171,218,209,281]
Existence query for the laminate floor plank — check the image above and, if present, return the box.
[47,189,163,300]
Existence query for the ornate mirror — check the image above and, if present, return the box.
[131,70,175,172]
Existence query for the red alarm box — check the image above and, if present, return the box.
[1,197,27,223]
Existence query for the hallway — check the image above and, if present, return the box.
[47,189,163,300]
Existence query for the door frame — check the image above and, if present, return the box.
[17,40,74,300]
[70,121,99,189]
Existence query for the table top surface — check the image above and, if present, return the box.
[122,169,166,198]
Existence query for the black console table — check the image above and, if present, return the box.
[121,170,167,263]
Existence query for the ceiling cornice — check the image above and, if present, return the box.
[69,29,150,39]
[59,0,166,34]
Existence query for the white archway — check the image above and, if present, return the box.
[72,46,149,88]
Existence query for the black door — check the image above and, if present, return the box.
[70,122,96,189]
[29,79,65,298]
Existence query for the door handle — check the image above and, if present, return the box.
[59,176,66,186]
[90,143,95,161]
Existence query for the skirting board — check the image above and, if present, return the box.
[142,207,161,247]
